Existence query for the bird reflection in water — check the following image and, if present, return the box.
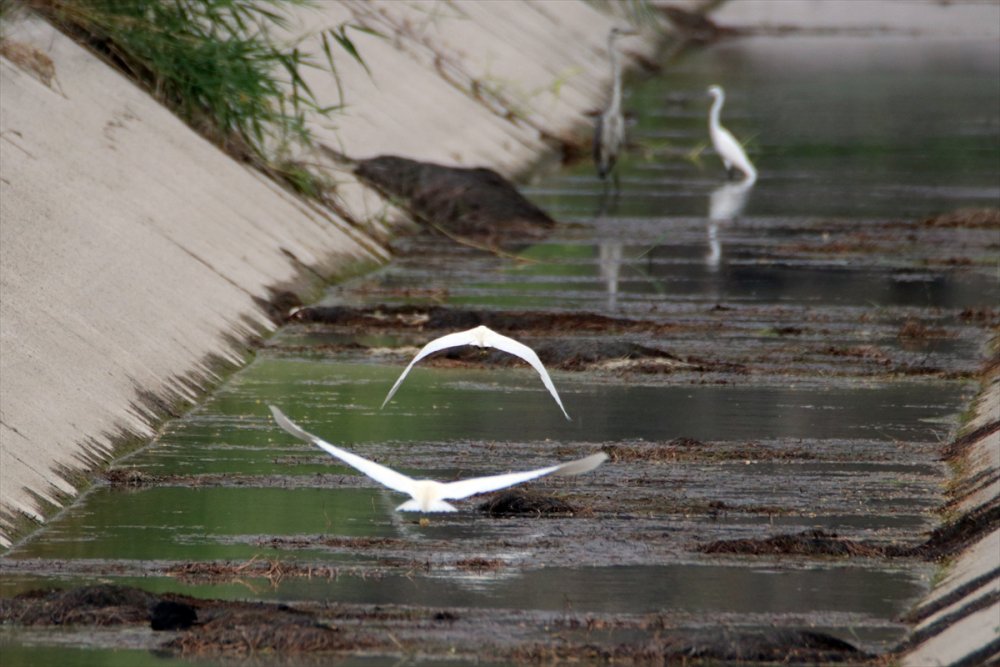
[598,240,623,310]
[706,179,754,271]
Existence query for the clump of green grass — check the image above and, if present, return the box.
[27,0,373,197]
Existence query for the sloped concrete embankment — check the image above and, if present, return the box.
[0,2,659,546]
[709,4,1000,666]
[901,371,999,667]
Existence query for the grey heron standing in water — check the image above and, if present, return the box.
[594,27,637,183]
[707,85,757,184]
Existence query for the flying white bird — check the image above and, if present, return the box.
[269,406,606,512]
[707,85,757,184]
[381,325,571,420]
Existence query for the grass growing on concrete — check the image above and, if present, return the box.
[28,0,372,199]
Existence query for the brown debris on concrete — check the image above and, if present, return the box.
[287,304,702,371]
[907,503,1000,562]
[1,583,388,656]
[478,489,579,517]
[700,503,1000,563]
[166,558,338,585]
[958,307,997,325]
[292,304,667,334]
[0,584,159,626]
[454,557,504,571]
[259,535,406,551]
[103,468,157,487]
[0,39,58,88]
[941,420,1000,462]
[897,318,950,341]
[602,439,702,462]
[700,529,889,558]
[355,155,555,241]
[383,338,690,374]
[921,208,1000,229]
[603,438,819,463]
[0,583,879,663]
[162,608,372,657]
[656,5,741,42]
[512,628,870,664]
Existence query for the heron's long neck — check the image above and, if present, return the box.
[609,43,622,114]
[709,92,724,132]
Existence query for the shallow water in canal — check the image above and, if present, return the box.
[2,32,997,665]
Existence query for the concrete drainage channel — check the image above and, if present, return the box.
[1,1,998,665]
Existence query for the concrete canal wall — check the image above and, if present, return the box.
[0,1,660,546]
[704,5,999,667]
[901,375,999,667]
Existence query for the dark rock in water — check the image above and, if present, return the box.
[151,600,198,631]
[479,490,577,517]
[355,155,555,239]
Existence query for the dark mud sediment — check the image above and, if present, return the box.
[0,584,377,657]
[355,155,556,240]
[161,607,375,657]
[513,628,872,664]
[282,302,984,381]
[1,583,875,663]
[0,584,160,627]
[477,489,581,516]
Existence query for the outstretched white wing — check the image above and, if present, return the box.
[381,329,478,409]
[269,406,416,495]
[485,330,571,420]
[440,452,608,500]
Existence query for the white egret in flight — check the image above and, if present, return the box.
[707,85,757,184]
[381,325,571,420]
[269,406,606,512]
[594,27,638,181]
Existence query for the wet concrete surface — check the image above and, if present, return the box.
[2,29,999,667]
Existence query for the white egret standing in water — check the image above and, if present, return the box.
[707,85,757,184]
[594,27,637,181]
[269,406,605,512]
[381,325,571,420]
